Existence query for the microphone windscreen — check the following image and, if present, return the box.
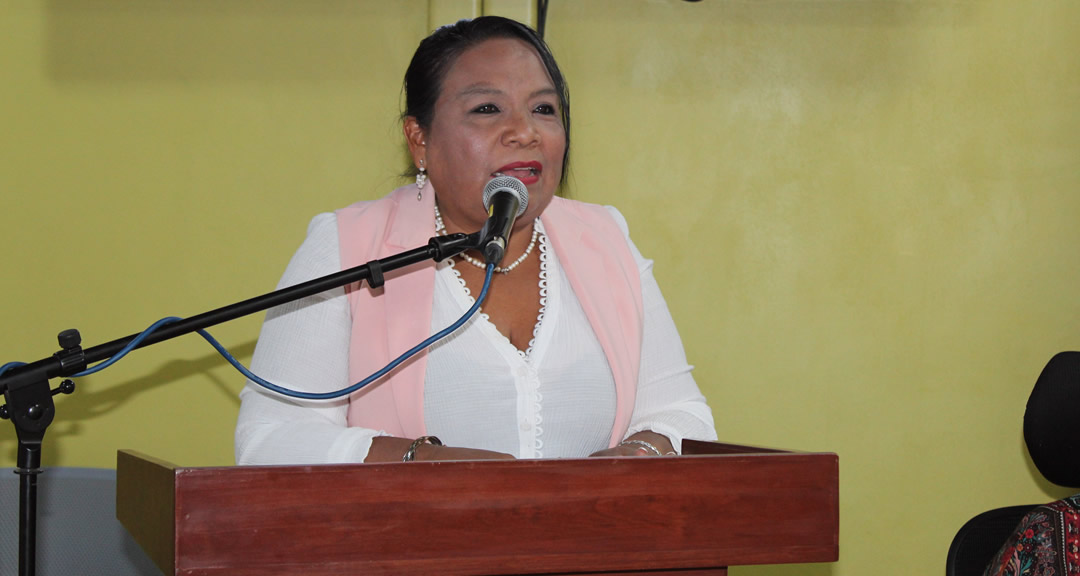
[1024,351,1080,488]
[483,176,529,217]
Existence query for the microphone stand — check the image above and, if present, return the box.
[0,231,479,576]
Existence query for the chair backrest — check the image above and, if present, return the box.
[1024,351,1080,489]
[945,504,1038,576]
[1,467,163,575]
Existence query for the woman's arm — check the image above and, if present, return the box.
[608,206,718,454]
[589,430,676,458]
[235,213,383,465]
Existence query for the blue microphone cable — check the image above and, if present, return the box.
[1,264,496,401]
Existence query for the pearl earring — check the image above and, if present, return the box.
[415,160,427,201]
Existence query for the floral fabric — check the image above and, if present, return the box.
[984,494,1080,576]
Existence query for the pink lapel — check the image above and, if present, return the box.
[542,198,643,447]
[380,185,436,438]
[339,184,435,438]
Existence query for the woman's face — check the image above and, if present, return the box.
[406,37,566,232]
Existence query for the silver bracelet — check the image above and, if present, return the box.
[619,439,662,456]
[402,435,443,462]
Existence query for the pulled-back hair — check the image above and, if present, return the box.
[403,16,571,184]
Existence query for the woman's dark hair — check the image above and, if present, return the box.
[403,16,571,185]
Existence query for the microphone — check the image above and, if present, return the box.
[480,175,529,266]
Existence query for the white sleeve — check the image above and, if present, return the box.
[234,213,387,465]
[604,207,719,453]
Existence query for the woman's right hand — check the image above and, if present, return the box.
[417,445,516,462]
[366,437,515,463]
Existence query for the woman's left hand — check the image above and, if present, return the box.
[588,431,675,458]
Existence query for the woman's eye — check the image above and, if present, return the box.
[472,104,500,114]
[534,103,557,115]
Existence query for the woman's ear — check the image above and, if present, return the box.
[403,117,427,168]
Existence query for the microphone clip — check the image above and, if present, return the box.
[428,232,483,262]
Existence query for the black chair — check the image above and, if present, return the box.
[945,351,1080,576]
[945,504,1038,576]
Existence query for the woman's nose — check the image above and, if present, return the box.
[502,110,540,147]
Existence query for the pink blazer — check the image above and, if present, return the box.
[336,185,643,448]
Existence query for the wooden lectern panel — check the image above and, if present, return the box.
[118,443,837,576]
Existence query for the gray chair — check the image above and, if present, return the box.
[1,467,163,575]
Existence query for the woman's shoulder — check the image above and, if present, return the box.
[292,187,413,267]
[548,197,631,237]
[305,211,339,235]
[336,186,412,220]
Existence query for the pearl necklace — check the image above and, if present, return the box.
[434,204,540,274]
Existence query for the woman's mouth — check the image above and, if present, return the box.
[493,162,542,185]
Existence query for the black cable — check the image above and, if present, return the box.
[537,0,549,39]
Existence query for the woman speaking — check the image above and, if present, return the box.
[235,16,716,464]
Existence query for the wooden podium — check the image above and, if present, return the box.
[116,441,838,576]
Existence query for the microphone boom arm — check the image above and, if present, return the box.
[0,229,480,576]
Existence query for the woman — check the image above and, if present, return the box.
[235,16,716,464]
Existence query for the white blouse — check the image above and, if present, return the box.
[235,207,716,465]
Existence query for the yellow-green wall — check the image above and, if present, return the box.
[2,1,1078,575]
